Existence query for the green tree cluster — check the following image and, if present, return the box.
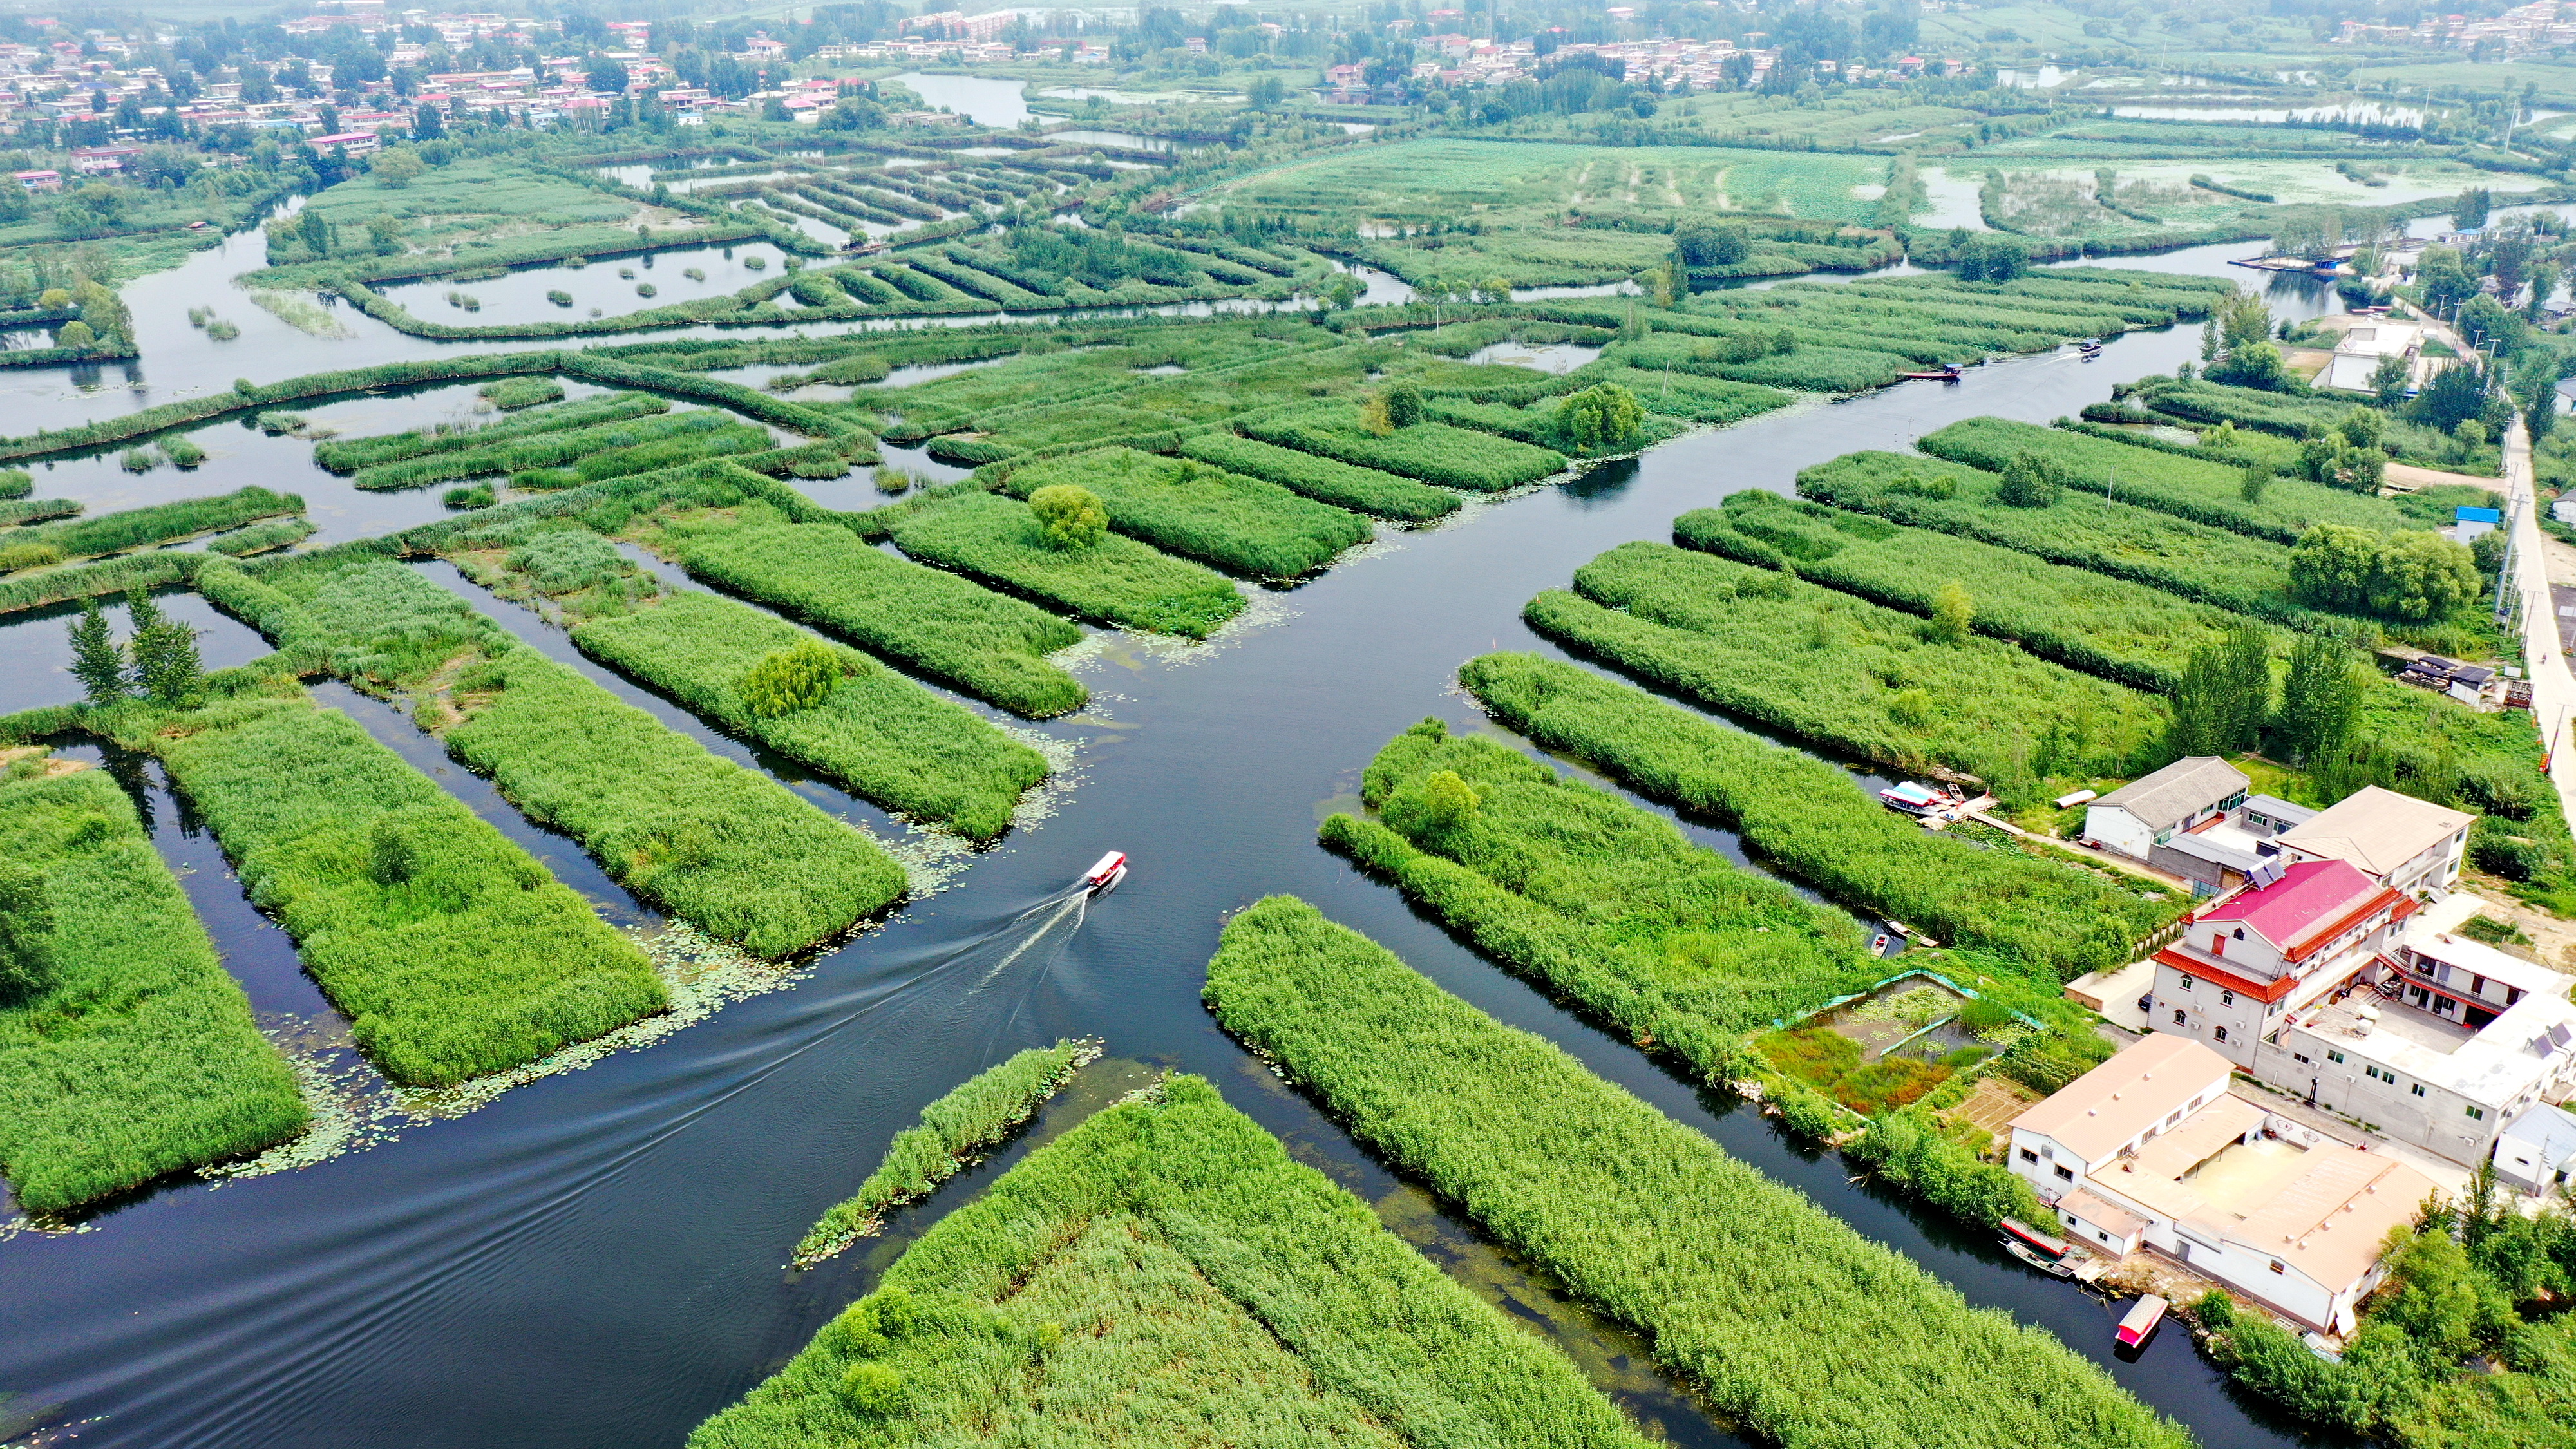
[66,594,201,706]
[2166,626,2269,757]
[1028,484,1108,549]
[2288,525,2481,621]
[1553,383,1644,453]
[1994,450,2065,507]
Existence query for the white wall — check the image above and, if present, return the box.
[2086,806,2156,859]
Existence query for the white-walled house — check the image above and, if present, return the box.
[2253,928,2576,1166]
[2492,1103,2576,1196]
[2276,786,2474,898]
[2083,757,2249,864]
[2009,1036,2438,1332]
[2148,859,2418,1069]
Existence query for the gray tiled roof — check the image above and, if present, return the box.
[2092,756,2249,831]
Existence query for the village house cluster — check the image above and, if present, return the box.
[2005,766,2576,1336]
[2337,0,2576,56]
[0,3,872,159]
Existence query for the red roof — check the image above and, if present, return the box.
[2195,860,2380,952]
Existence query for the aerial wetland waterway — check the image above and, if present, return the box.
[0,240,2338,1449]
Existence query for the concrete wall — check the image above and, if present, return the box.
[2085,806,2157,860]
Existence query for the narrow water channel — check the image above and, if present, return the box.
[1,244,2334,1449]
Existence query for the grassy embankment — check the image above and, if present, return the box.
[793,1038,1099,1265]
[690,1073,1649,1449]
[1203,896,2194,1449]
[0,762,308,1213]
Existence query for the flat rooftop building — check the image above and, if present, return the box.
[2011,1035,2437,1332]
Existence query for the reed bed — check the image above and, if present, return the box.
[1201,895,2195,1449]
[691,1073,1648,1449]
[889,491,1245,639]
[349,411,742,491]
[1919,417,2407,543]
[994,448,1369,579]
[573,590,1048,843]
[1678,491,2240,693]
[791,1038,1099,1265]
[8,488,302,569]
[201,556,907,957]
[657,504,1088,718]
[0,498,82,529]
[207,518,319,558]
[1532,542,2168,781]
[1175,433,1459,523]
[313,393,671,472]
[1797,450,2320,627]
[1460,654,2180,981]
[126,693,667,1088]
[1327,717,1880,1060]
[478,377,567,412]
[507,421,773,491]
[1243,404,1566,491]
[0,764,307,1214]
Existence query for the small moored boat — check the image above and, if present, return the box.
[1879,781,1956,816]
[1899,363,1964,382]
[2117,1294,2168,1349]
[2001,1218,2070,1257]
[2003,1240,2075,1276]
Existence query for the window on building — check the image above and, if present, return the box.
[2412,1083,2427,1097]
[2293,1052,2310,1065]
[2177,974,2194,991]
[2214,1025,2229,1043]
[2467,1105,2486,1121]
[2328,1050,2345,1064]
[2221,989,2235,1006]
[2270,1260,2286,1275]
[2365,1065,2385,1083]
[2020,1148,2039,1164]
[2174,1009,2188,1027]
[2054,1165,2074,1181]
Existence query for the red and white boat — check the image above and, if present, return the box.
[2117,1294,2168,1349]
[1081,851,1129,895]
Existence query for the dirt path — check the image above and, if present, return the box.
[2384,460,2506,493]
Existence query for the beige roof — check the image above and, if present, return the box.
[2083,1095,2439,1294]
[2009,1034,2235,1162]
[2059,1188,2147,1240]
[2240,1151,2438,1294]
[2092,756,2249,831]
[2278,786,2474,880]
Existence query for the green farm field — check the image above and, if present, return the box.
[1211,139,1886,227]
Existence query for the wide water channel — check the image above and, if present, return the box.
[0,240,2345,1448]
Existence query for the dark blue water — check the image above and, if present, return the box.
[0,242,2337,1448]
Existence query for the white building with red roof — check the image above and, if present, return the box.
[2149,858,2418,1069]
